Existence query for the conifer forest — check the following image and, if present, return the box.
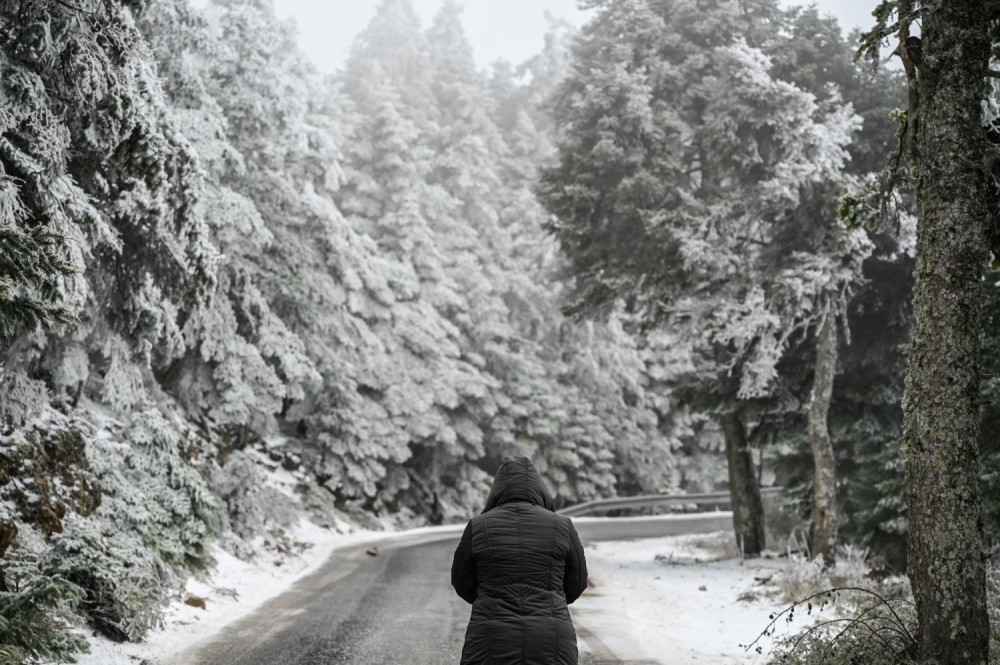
[2,0,1000,663]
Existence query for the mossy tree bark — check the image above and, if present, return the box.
[902,1,991,661]
[808,306,838,566]
[720,410,765,557]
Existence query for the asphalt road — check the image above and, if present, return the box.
[170,512,732,665]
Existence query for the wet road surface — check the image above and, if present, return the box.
[171,513,731,665]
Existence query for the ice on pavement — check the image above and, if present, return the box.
[572,531,811,664]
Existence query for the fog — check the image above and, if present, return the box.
[258,0,876,71]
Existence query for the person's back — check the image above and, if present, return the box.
[451,456,587,665]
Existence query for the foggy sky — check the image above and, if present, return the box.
[274,0,877,73]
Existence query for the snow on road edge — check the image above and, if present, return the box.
[71,518,462,665]
[571,532,812,664]
[72,523,809,665]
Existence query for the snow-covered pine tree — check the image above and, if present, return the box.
[137,0,313,433]
[539,0,858,556]
[425,2,644,502]
[752,6,914,564]
[0,2,235,651]
[1,0,218,418]
[342,0,437,129]
[336,48,497,514]
[198,0,416,506]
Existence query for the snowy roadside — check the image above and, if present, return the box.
[572,531,812,664]
[71,515,473,665]
[67,514,451,665]
[69,518,379,665]
[70,521,812,665]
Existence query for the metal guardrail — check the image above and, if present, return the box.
[556,486,784,517]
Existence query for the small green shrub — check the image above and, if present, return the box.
[43,525,168,642]
[0,557,88,663]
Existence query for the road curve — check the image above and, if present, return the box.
[169,512,732,665]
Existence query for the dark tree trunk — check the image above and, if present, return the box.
[808,308,838,566]
[720,410,765,557]
[903,1,991,662]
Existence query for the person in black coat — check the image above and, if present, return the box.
[451,456,588,665]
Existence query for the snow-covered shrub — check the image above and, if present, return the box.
[42,524,167,642]
[212,450,268,543]
[0,419,102,537]
[774,554,826,604]
[90,409,218,571]
[826,545,871,589]
[772,545,875,603]
[37,408,220,641]
[757,550,916,664]
[211,448,307,558]
[210,444,313,558]
[0,369,48,427]
[0,415,101,657]
[0,557,87,664]
[757,583,917,664]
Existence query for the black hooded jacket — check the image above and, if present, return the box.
[451,457,588,665]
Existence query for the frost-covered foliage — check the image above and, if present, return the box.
[1,409,217,649]
[326,0,686,508]
[538,0,933,564]
[0,557,86,664]
[755,551,918,665]
[0,0,934,659]
[761,585,918,665]
[209,447,302,557]
[536,0,874,558]
[539,0,862,399]
[2,0,689,559]
[0,0,217,406]
[85,410,217,572]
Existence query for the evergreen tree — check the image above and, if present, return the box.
[539,0,857,555]
[198,0,438,507]
[1,0,217,417]
[327,4,506,511]
[0,226,74,342]
[343,0,437,128]
[137,0,313,431]
[759,6,913,564]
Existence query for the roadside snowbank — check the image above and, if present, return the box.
[572,531,811,664]
[71,518,381,665]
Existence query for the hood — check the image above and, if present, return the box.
[481,456,556,513]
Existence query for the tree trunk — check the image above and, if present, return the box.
[720,410,765,557]
[808,308,838,566]
[904,2,991,662]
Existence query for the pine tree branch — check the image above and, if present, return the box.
[49,0,96,15]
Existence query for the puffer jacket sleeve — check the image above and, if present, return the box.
[563,520,588,604]
[451,519,477,604]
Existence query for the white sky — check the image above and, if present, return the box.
[270,0,877,72]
